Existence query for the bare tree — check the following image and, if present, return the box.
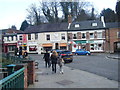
[26,3,41,25]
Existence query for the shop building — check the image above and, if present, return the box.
[68,20,106,52]
[24,23,68,54]
[2,29,23,53]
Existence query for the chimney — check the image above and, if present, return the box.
[101,16,106,27]
[68,15,72,24]
[68,15,72,29]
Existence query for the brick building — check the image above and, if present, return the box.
[105,22,120,53]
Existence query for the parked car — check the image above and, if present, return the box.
[51,49,62,55]
[74,49,91,55]
[59,50,73,63]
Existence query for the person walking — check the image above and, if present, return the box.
[19,47,23,58]
[43,49,50,68]
[58,55,64,74]
[50,50,58,73]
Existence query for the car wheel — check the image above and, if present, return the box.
[75,53,78,55]
[86,53,89,56]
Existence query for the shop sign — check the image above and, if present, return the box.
[75,40,86,44]
[88,40,94,43]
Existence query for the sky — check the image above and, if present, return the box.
[0,0,117,30]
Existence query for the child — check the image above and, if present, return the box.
[58,56,64,74]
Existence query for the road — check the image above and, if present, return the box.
[29,53,119,82]
[65,53,119,81]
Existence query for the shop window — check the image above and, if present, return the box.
[90,33,94,38]
[82,33,86,39]
[29,46,37,51]
[73,33,77,39]
[28,34,31,40]
[60,46,66,50]
[90,43,103,51]
[8,46,16,52]
[97,32,102,38]
[61,33,65,40]
[35,33,38,40]
[46,34,50,41]
[19,36,22,40]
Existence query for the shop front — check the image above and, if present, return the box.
[28,42,38,53]
[42,43,53,51]
[74,40,105,52]
[59,43,67,50]
[4,43,17,53]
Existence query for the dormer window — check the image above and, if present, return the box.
[75,24,80,28]
[92,23,97,27]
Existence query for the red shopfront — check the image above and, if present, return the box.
[4,43,17,53]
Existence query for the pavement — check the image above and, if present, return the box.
[106,53,120,60]
[28,58,118,88]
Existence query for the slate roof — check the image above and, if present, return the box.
[24,23,68,33]
[69,20,105,31]
[0,29,24,36]
[105,22,120,28]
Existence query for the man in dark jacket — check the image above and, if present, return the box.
[43,49,50,68]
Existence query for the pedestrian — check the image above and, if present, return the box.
[50,50,58,73]
[14,47,18,56]
[58,55,64,74]
[19,47,23,58]
[43,49,50,68]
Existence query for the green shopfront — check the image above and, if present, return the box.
[74,40,105,52]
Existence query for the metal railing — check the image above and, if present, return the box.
[0,67,25,89]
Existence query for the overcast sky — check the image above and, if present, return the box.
[0,0,117,30]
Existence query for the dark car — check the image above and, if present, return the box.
[74,49,91,55]
[59,50,73,63]
[51,49,62,55]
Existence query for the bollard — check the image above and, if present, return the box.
[6,64,16,75]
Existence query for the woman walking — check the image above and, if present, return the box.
[50,50,58,73]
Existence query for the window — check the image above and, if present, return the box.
[7,37,9,41]
[19,36,22,40]
[117,32,120,38]
[61,33,65,40]
[73,33,77,39]
[82,33,86,39]
[8,46,16,52]
[28,34,31,40]
[92,23,97,26]
[35,33,38,40]
[97,32,102,38]
[90,43,103,51]
[11,36,13,41]
[90,33,94,38]
[75,24,80,28]
[46,34,50,40]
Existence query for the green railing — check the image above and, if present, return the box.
[0,67,25,89]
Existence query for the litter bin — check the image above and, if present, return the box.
[6,64,16,75]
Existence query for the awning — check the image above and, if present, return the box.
[42,43,53,47]
[59,43,67,47]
